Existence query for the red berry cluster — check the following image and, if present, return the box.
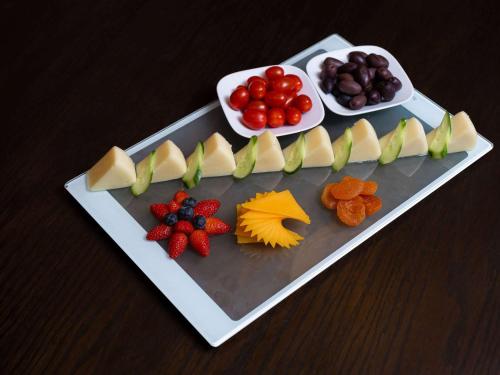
[228,66,313,130]
[147,190,231,259]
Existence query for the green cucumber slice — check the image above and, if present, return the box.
[131,151,156,196]
[283,133,305,174]
[428,112,452,159]
[379,119,407,165]
[233,136,257,179]
[182,142,204,188]
[332,128,352,172]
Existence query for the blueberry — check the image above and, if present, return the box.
[178,206,194,220]
[182,197,197,207]
[193,215,206,229]
[165,213,178,226]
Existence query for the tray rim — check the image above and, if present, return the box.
[65,33,493,347]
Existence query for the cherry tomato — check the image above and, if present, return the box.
[293,94,313,113]
[247,76,268,88]
[229,86,250,110]
[286,107,302,125]
[271,76,296,94]
[285,74,303,92]
[264,91,287,108]
[246,100,267,112]
[284,93,297,108]
[267,108,285,128]
[248,80,267,100]
[242,109,267,130]
[265,66,284,81]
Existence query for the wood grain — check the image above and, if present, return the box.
[1,0,499,373]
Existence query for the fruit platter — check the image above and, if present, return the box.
[65,34,493,347]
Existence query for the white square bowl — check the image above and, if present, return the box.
[306,45,415,116]
[216,65,325,138]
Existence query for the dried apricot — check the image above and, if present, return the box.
[361,180,378,195]
[321,183,338,210]
[330,177,364,200]
[361,195,382,216]
[337,196,366,226]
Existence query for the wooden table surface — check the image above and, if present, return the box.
[2,0,499,373]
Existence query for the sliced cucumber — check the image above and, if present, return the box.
[182,142,204,188]
[379,119,407,165]
[131,151,156,196]
[283,133,306,174]
[332,128,352,172]
[233,136,257,179]
[428,112,452,159]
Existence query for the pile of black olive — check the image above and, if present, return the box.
[320,51,403,110]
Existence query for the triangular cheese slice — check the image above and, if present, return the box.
[303,125,334,167]
[447,111,477,153]
[151,140,187,182]
[202,132,236,177]
[379,118,427,158]
[87,146,136,191]
[241,190,310,224]
[253,130,285,173]
[348,119,381,162]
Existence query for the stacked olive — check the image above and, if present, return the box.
[320,51,403,110]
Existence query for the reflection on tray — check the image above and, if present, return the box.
[342,161,378,180]
[393,156,426,177]
[199,176,234,197]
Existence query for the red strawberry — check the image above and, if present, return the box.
[193,199,221,217]
[174,220,194,235]
[167,200,181,213]
[168,232,188,259]
[189,230,210,256]
[205,217,231,235]
[150,203,169,221]
[146,224,173,241]
[174,190,190,204]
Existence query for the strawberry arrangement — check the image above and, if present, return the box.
[147,190,231,259]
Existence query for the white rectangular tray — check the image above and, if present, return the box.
[65,34,493,347]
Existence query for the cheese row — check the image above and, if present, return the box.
[86,111,477,192]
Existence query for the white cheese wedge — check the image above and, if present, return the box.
[86,146,136,191]
[235,130,285,173]
[302,125,334,168]
[379,117,427,158]
[151,140,187,183]
[201,132,236,177]
[447,111,477,153]
[253,130,285,173]
[348,119,381,162]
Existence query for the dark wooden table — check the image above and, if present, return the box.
[2,1,499,373]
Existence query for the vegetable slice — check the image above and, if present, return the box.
[233,136,257,179]
[131,151,156,196]
[182,142,204,188]
[283,133,306,174]
[427,112,452,159]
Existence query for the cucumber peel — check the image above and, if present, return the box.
[233,136,257,179]
[428,112,452,159]
[332,128,352,172]
[182,142,204,188]
[131,150,156,196]
[379,118,407,165]
[283,133,305,174]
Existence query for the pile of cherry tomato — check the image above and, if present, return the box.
[229,66,313,130]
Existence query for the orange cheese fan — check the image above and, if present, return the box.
[235,190,310,248]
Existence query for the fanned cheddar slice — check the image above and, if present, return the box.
[235,190,310,249]
[241,190,310,224]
